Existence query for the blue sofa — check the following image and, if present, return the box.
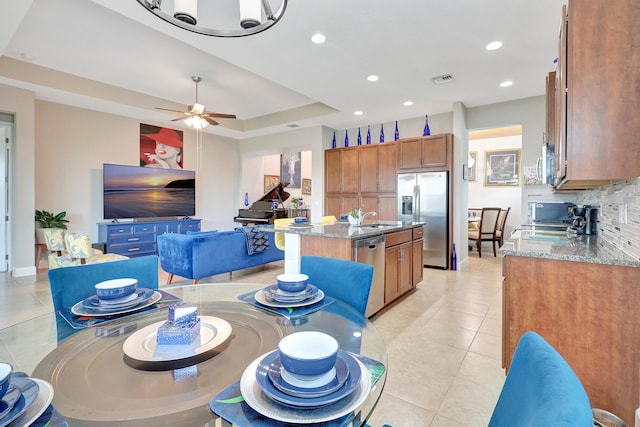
[157,228,283,284]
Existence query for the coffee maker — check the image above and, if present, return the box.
[568,205,598,235]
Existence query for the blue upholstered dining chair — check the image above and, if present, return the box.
[300,255,374,316]
[488,331,593,427]
[48,255,159,313]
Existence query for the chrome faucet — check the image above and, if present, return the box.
[361,211,377,221]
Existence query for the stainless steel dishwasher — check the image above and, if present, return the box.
[353,234,386,317]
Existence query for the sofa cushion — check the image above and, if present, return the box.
[186,230,218,236]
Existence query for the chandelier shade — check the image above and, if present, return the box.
[136,0,288,37]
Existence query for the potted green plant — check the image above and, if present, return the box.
[35,210,69,244]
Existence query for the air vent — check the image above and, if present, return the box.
[287,123,300,128]
[432,74,454,85]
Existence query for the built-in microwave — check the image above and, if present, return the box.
[536,143,555,185]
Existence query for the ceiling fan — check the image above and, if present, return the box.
[155,76,237,128]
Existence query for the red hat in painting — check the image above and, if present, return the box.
[141,128,183,148]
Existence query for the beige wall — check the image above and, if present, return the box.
[0,83,36,276]
[34,101,240,243]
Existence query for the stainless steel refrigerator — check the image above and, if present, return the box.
[397,171,449,269]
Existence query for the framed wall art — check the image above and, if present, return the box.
[484,149,521,186]
[302,178,312,195]
[468,151,477,182]
[263,175,280,193]
[280,152,301,188]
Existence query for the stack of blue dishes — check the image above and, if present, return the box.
[81,278,154,312]
[261,274,319,305]
[0,363,47,426]
[254,332,362,408]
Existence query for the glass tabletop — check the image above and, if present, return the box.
[0,283,387,426]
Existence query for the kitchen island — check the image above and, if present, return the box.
[270,220,424,317]
[500,230,640,424]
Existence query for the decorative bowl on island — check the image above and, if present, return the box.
[0,362,12,400]
[95,278,138,300]
[278,331,339,376]
[276,273,309,293]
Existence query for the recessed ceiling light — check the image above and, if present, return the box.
[367,75,379,82]
[500,80,513,87]
[403,101,413,106]
[311,33,326,44]
[486,41,503,51]
[354,111,363,116]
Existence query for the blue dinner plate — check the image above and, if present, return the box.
[255,350,361,408]
[82,288,154,311]
[265,350,350,399]
[0,385,21,420]
[262,284,318,303]
[0,375,39,427]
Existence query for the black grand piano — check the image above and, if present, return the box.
[234,182,290,225]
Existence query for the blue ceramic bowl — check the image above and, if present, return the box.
[294,217,307,224]
[276,273,309,293]
[95,278,137,300]
[278,331,339,377]
[0,362,12,400]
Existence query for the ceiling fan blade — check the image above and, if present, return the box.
[204,113,237,119]
[170,117,185,122]
[203,116,219,126]
[155,107,189,115]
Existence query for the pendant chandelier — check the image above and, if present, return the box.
[136,0,288,38]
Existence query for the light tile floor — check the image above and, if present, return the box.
[0,252,505,427]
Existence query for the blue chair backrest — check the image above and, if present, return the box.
[488,331,593,427]
[48,255,159,312]
[300,255,374,316]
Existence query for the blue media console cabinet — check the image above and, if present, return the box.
[98,219,201,257]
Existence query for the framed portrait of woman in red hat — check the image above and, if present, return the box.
[140,123,184,169]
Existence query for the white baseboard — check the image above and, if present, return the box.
[12,266,36,277]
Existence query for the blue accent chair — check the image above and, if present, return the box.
[48,255,159,342]
[300,255,374,316]
[48,255,159,313]
[488,331,593,427]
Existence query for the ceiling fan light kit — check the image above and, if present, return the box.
[155,76,237,129]
[136,0,288,37]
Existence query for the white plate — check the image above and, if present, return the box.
[20,378,54,427]
[71,291,161,317]
[240,352,370,424]
[254,289,324,309]
[122,316,232,363]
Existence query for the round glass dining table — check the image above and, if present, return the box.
[0,283,387,427]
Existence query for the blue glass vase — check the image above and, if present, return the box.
[423,115,431,136]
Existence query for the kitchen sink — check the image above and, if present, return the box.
[358,223,399,229]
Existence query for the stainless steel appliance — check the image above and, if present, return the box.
[568,205,597,235]
[397,171,448,269]
[353,234,386,317]
[528,201,575,224]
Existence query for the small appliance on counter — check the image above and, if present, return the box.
[568,205,598,235]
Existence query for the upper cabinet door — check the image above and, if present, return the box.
[377,143,397,192]
[325,149,343,193]
[341,147,360,193]
[420,134,448,168]
[359,145,379,193]
[397,138,422,169]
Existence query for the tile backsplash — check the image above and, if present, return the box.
[578,178,640,260]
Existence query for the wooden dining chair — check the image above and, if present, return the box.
[493,207,511,248]
[468,207,501,257]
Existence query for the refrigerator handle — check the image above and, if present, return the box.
[413,185,420,222]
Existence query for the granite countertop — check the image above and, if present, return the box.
[500,229,640,268]
[264,221,424,240]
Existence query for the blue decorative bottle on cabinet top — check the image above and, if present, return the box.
[423,115,431,136]
[366,126,371,145]
[344,130,349,147]
[394,121,399,141]
[379,124,384,143]
[357,128,362,145]
[331,131,336,149]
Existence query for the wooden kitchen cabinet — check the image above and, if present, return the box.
[384,230,413,304]
[397,134,451,170]
[325,147,359,194]
[553,0,640,190]
[412,227,424,285]
[503,255,640,424]
[360,194,396,222]
[359,143,397,193]
[325,193,358,218]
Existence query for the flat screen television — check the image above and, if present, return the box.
[103,163,195,220]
